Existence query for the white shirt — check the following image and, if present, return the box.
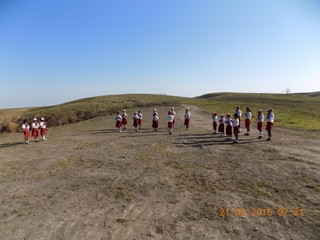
[22,124,30,131]
[31,122,39,129]
[245,112,252,119]
[40,121,46,128]
[115,114,122,121]
[233,118,239,127]
[212,115,218,121]
[266,112,274,122]
[153,114,159,121]
[122,112,128,118]
[257,114,264,122]
[184,112,191,119]
[138,113,143,119]
[219,118,225,124]
[236,110,242,117]
[225,118,233,126]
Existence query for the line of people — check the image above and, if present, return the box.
[212,107,275,142]
[21,118,47,144]
[115,108,191,134]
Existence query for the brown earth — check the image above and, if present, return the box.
[0,106,319,240]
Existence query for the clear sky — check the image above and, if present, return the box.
[1,0,320,108]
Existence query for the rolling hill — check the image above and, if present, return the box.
[1,92,320,133]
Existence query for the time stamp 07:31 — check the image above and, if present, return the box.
[218,207,304,217]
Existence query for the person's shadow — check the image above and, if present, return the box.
[0,142,25,148]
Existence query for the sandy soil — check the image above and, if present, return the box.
[0,106,319,240]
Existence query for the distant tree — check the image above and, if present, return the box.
[285,88,291,94]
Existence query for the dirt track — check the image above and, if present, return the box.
[0,106,319,239]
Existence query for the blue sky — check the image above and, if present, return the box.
[1,0,319,108]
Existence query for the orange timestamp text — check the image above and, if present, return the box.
[217,207,304,217]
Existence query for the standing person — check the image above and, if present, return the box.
[122,109,128,130]
[39,117,47,140]
[152,109,159,131]
[225,113,233,140]
[257,109,265,139]
[184,108,191,131]
[21,119,30,144]
[167,111,174,134]
[171,108,176,128]
[115,112,122,132]
[133,112,139,132]
[138,110,143,130]
[266,108,275,141]
[244,107,252,136]
[31,118,40,142]
[233,113,240,143]
[218,114,225,137]
[235,106,242,132]
[212,112,218,134]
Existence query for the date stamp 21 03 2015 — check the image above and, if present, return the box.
[216,207,304,217]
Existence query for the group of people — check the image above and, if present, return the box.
[212,106,275,142]
[20,106,274,144]
[115,106,275,143]
[21,118,47,144]
[115,108,192,134]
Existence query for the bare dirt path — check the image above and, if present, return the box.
[0,106,319,239]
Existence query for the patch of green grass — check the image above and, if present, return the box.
[50,158,75,170]
[175,172,219,193]
[163,160,187,170]
[195,93,320,131]
[295,176,320,191]
[105,184,135,202]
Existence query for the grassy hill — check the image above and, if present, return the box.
[1,96,319,239]
[1,93,320,133]
[195,92,320,131]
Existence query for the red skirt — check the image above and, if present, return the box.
[24,130,30,138]
[184,118,190,126]
[218,123,224,133]
[168,122,173,128]
[233,126,239,135]
[266,122,273,131]
[40,128,47,136]
[245,119,251,128]
[152,120,158,128]
[257,122,263,131]
[226,125,232,136]
[138,119,142,125]
[133,119,139,127]
[122,118,127,125]
[213,121,217,131]
[32,128,39,138]
[116,120,122,128]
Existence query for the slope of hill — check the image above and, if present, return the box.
[1,93,320,133]
[294,91,320,97]
[0,105,319,239]
[195,92,320,131]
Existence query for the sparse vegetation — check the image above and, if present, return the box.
[1,93,320,134]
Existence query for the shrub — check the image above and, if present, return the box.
[0,120,18,133]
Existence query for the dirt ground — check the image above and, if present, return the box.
[0,106,319,240]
